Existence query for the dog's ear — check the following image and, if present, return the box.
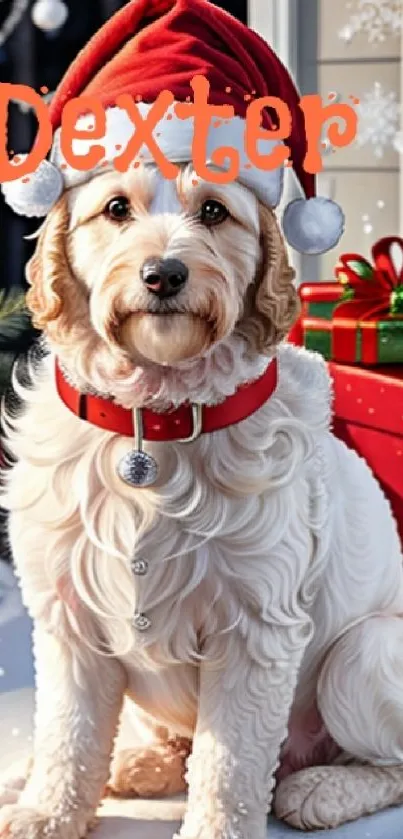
[25,196,85,344]
[238,203,300,355]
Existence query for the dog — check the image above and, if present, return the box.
[2,163,403,839]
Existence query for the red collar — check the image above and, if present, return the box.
[55,358,278,442]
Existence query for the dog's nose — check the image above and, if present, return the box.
[141,258,189,298]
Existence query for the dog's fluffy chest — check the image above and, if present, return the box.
[99,433,315,669]
[5,343,333,670]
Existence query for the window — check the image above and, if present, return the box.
[248,0,403,283]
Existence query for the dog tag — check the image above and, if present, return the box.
[117,407,159,487]
[117,450,158,488]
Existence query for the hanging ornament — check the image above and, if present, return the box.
[0,0,30,48]
[339,0,403,45]
[31,0,68,32]
[355,81,401,158]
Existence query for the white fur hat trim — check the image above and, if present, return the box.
[1,106,345,257]
[1,104,284,218]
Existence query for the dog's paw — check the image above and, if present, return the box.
[0,805,89,839]
[273,766,357,830]
[274,764,403,831]
[108,738,191,798]
[0,756,33,808]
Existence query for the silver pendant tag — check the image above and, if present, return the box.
[117,450,158,487]
[117,403,203,489]
[117,407,158,488]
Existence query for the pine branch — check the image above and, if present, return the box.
[0,289,38,399]
[0,289,33,350]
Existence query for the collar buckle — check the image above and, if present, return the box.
[176,403,203,443]
[133,403,203,446]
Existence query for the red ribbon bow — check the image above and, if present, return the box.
[335,236,403,315]
[332,236,403,364]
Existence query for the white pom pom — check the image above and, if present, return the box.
[282,197,345,255]
[1,157,64,217]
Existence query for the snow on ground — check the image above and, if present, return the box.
[1,559,403,838]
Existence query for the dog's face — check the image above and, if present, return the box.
[26,164,297,374]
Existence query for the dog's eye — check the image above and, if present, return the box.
[200,199,229,227]
[104,196,131,222]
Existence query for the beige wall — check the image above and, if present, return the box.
[317,0,402,281]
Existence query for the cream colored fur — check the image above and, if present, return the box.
[2,165,403,839]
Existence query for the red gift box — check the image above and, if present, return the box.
[294,237,403,365]
[329,362,403,545]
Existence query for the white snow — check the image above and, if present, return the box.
[0,559,402,837]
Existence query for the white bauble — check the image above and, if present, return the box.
[31,0,68,32]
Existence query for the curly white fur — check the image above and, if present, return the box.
[2,167,403,839]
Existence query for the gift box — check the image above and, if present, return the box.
[330,361,403,546]
[298,236,403,365]
[298,282,346,359]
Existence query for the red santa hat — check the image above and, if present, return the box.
[2,0,344,255]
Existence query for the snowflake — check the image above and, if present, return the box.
[355,82,401,158]
[339,0,403,44]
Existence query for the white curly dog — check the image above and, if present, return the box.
[1,164,403,839]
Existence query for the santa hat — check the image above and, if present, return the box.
[2,0,344,255]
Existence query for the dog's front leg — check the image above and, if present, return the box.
[178,624,308,839]
[0,621,126,839]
